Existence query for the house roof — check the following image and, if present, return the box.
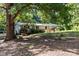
[17,22,58,28]
[34,23,57,27]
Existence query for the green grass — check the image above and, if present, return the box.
[37,30,79,37]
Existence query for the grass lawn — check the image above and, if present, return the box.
[37,30,79,37]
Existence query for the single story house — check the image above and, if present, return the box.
[14,22,58,34]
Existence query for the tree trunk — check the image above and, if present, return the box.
[5,9,15,41]
[4,3,26,41]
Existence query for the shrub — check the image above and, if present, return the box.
[20,26,44,35]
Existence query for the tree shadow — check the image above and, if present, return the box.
[1,34,79,56]
[14,34,79,56]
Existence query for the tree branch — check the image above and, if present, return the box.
[12,5,27,20]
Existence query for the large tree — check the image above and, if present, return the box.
[0,3,30,41]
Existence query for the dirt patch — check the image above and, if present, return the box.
[0,35,79,56]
